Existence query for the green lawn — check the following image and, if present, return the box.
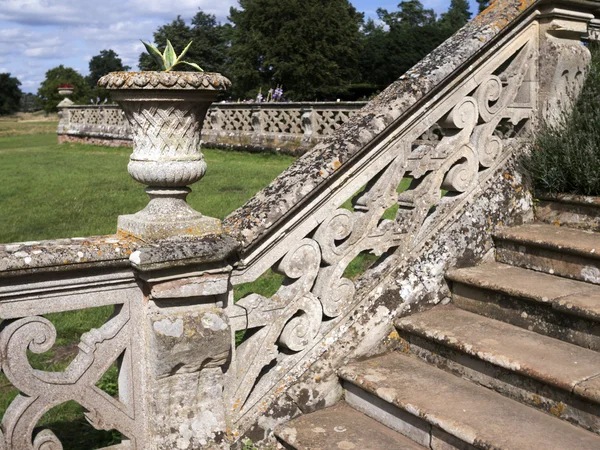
[0,127,296,448]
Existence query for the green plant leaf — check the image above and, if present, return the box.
[141,40,166,70]
[164,39,177,70]
[181,61,204,72]
[177,40,194,62]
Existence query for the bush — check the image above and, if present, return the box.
[525,43,600,196]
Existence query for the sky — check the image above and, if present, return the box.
[0,0,479,94]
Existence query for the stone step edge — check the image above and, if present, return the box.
[493,227,600,261]
[338,353,600,450]
[274,401,427,450]
[393,311,600,406]
[446,263,600,322]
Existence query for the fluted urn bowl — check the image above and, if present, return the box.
[98,71,231,240]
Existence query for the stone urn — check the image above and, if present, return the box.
[97,71,231,240]
[57,84,75,107]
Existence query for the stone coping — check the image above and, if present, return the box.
[222,0,553,249]
[0,234,140,277]
[537,193,600,207]
[97,71,231,91]
[0,233,240,277]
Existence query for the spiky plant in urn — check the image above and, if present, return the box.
[98,40,230,240]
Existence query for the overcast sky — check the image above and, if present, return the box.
[0,0,479,94]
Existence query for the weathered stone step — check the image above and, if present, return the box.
[395,306,600,433]
[536,194,600,232]
[339,353,600,450]
[494,223,600,284]
[274,401,426,449]
[447,261,600,350]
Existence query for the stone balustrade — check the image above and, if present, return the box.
[57,101,367,155]
[3,1,599,448]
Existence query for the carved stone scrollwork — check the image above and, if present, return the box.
[228,23,541,430]
[0,306,134,449]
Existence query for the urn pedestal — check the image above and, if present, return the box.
[98,72,231,240]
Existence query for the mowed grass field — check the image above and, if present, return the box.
[0,120,296,448]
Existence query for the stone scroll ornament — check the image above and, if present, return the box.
[226,35,537,425]
[0,305,136,449]
[97,72,231,240]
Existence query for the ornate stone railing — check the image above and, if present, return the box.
[2,0,598,448]
[57,101,366,154]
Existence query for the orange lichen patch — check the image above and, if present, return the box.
[550,402,566,417]
[332,159,342,170]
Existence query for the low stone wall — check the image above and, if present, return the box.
[57,102,366,155]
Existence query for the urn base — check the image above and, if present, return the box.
[117,187,222,240]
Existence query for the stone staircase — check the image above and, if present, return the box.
[275,215,600,449]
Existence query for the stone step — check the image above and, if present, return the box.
[395,306,600,434]
[536,194,600,232]
[274,401,426,449]
[494,223,600,284]
[339,353,600,450]
[447,261,600,350]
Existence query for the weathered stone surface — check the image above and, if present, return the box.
[536,194,600,232]
[129,233,239,272]
[0,234,140,277]
[274,401,425,449]
[102,71,230,240]
[396,306,600,395]
[97,71,231,91]
[495,223,600,284]
[56,102,366,155]
[395,305,600,433]
[448,261,600,349]
[339,352,600,449]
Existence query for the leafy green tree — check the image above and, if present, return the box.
[139,12,231,74]
[476,0,490,13]
[360,1,447,89]
[37,65,91,113]
[20,93,40,112]
[228,0,364,100]
[0,73,22,116]
[440,0,472,31]
[87,49,130,88]
[377,0,436,28]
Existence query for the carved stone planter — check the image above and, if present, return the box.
[98,71,230,240]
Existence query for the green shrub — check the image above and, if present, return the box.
[525,43,600,196]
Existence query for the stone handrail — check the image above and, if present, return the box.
[2,0,599,448]
[57,101,367,155]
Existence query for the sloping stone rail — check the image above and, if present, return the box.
[2,0,600,448]
[57,101,367,155]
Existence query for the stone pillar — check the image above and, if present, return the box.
[537,6,594,127]
[301,106,316,146]
[129,236,238,449]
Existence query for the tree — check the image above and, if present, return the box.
[88,49,130,88]
[37,65,91,113]
[0,73,22,116]
[360,1,447,89]
[476,0,490,13]
[440,0,472,31]
[20,93,40,112]
[139,12,231,74]
[228,0,364,101]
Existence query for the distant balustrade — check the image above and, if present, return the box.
[57,101,367,154]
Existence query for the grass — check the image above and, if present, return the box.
[0,134,296,243]
[0,123,296,448]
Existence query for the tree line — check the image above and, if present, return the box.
[0,0,489,115]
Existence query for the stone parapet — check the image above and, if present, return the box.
[57,101,367,155]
